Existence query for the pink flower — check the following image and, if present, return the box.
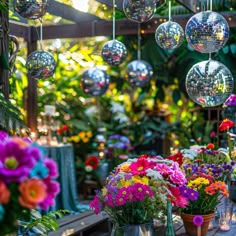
[155,164,173,176]
[129,158,150,175]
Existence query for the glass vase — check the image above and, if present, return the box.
[113,222,155,236]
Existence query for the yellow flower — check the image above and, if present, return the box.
[79,131,86,138]
[87,131,93,138]
[120,179,132,187]
[82,137,89,143]
[132,175,149,185]
[101,187,108,196]
[119,163,131,173]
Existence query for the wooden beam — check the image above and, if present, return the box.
[0,0,9,98]
[47,0,100,23]
[95,0,123,11]
[175,0,199,13]
[9,20,30,40]
[26,11,236,40]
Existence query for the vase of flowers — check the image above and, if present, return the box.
[0,131,60,235]
[90,154,188,234]
[107,134,133,170]
[179,172,229,236]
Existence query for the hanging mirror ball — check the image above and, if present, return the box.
[185,11,230,53]
[101,39,128,66]
[126,60,153,87]
[155,21,184,50]
[14,0,49,20]
[81,67,110,96]
[186,60,234,107]
[123,0,157,23]
[26,50,56,79]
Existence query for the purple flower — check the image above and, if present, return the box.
[43,158,59,178]
[180,186,199,201]
[0,132,8,142]
[109,134,121,140]
[120,136,130,144]
[0,141,38,183]
[224,94,236,106]
[193,215,204,226]
[113,142,126,149]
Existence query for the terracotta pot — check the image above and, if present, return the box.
[180,212,215,236]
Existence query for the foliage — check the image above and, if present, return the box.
[90,154,187,226]
[0,133,60,235]
[20,209,70,235]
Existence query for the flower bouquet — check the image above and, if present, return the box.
[107,134,133,170]
[90,154,188,230]
[0,132,60,235]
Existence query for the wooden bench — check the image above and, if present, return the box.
[48,210,111,236]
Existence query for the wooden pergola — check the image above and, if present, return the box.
[1,0,236,132]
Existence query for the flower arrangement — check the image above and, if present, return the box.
[179,172,228,215]
[0,132,60,235]
[90,154,188,227]
[180,143,233,181]
[107,134,133,169]
[68,130,93,144]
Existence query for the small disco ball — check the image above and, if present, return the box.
[186,60,234,107]
[155,21,185,50]
[101,39,128,66]
[14,0,49,20]
[126,60,153,87]
[26,50,56,79]
[81,67,110,96]
[123,0,156,23]
[185,11,230,53]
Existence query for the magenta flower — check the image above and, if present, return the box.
[0,141,38,183]
[89,196,102,214]
[39,177,60,210]
[193,215,204,226]
[0,132,8,141]
[115,193,126,206]
[43,158,59,178]
[155,164,173,176]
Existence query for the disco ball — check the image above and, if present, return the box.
[81,67,110,96]
[185,11,230,53]
[126,60,153,87]
[155,21,184,50]
[186,60,234,107]
[26,50,56,79]
[101,39,128,66]
[14,0,49,20]
[123,0,156,23]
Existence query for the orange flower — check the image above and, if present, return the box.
[18,178,47,209]
[219,119,235,132]
[206,143,214,149]
[0,180,10,204]
[11,137,30,149]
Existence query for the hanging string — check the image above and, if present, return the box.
[168,0,172,21]
[112,0,116,40]
[39,18,43,50]
[210,0,212,11]
[207,0,209,10]
[209,53,212,61]
[137,23,141,60]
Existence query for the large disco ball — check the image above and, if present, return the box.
[126,60,153,87]
[26,50,56,79]
[155,21,184,50]
[185,11,230,53]
[101,39,127,66]
[186,60,234,107]
[14,0,49,20]
[81,67,110,96]
[123,0,156,23]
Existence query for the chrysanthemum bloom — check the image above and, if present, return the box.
[42,158,59,178]
[0,141,39,183]
[89,195,102,214]
[193,215,204,226]
[219,119,235,132]
[19,178,47,209]
[206,143,215,149]
[85,156,99,169]
[169,187,188,208]
[0,180,10,204]
[118,162,131,173]
[129,158,150,175]
[39,177,60,210]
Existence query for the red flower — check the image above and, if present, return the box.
[62,125,69,131]
[210,131,216,137]
[166,153,183,167]
[57,128,63,134]
[219,119,235,132]
[85,156,99,169]
[206,143,214,149]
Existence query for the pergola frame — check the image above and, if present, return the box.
[1,0,236,132]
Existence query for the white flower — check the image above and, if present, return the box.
[85,165,93,172]
[110,101,125,113]
[146,169,163,180]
